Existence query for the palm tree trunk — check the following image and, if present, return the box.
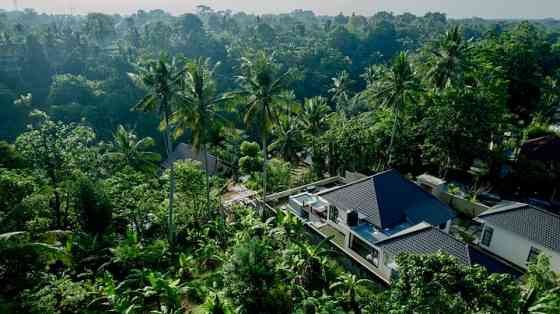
[262,135,268,209]
[387,107,399,168]
[163,106,175,247]
[203,143,211,213]
[53,189,61,228]
[166,133,176,246]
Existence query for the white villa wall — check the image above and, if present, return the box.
[378,252,395,281]
[480,223,560,272]
[442,219,452,233]
[345,232,393,282]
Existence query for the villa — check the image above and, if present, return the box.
[476,202,560,272]
[288,170,521,282]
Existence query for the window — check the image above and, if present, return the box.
[481,226,494,246]
[329,206,339,222]
[384,253,390,266]
[371,248,380,267]
[351,235,378,267]
[527,247,541,263]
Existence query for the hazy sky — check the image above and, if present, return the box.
[2,0,560,19]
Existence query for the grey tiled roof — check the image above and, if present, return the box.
[319,169,455,229]
[162,143,220,174]
[479,205,560,252]
[320,176,398,228]
[377,226,522,276]
[377,226,470,265]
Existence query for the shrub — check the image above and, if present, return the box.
[21,274,97,314]
[143,271,188,311]
[109,232,170,270]
[76,177,112,235]
[524,116,559,140]
[239,155,263,175]
[240,141,260,157]
[201,294,233,314]
[0,231,70,295]
[266,158,291,192]
[223,238,275,313]
[387,253,521,313]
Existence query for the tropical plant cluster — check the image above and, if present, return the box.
[1,7,560,313]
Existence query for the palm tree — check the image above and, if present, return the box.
[236,51,291,203]
[328,71,352,112]
[301,97,331,176]
[172,58,230,212]
[202,293,232,314]
[329,273,373,313]
[105,125,161,174]
[519,254,560,314]
[301,96,331,138]
[129,53,183,246]
[525,288,560,314]
[373,51,419,167]
[426,25,473,89]
[269,115,304,163]
[293,236,334,291]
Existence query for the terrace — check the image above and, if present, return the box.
[288,192,329,224]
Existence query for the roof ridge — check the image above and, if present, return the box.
[316,169,399,196]
[480,203,560,220]
[478,202,528,218]
[531,206,560,219]
[316,173,375,196]
[374,222,433,245]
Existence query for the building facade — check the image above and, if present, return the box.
[477,203,560,272]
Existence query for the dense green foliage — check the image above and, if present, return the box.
[1,9,559,197]
[1,7,560,313]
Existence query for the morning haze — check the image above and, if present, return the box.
[3,0,560,18]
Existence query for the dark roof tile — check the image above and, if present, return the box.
[319,170,455,229]
[479,205,560,252]
[377,226,470,264]
[377,226,522,276]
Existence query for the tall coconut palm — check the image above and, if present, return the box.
[328,71,352,112]
[301,97,331,176]
[128,53,183,246]
[105,125,161,174]
[373,51,419,167]
[172,58,230,212]
[301,96,331,138]
[236,51,291,202]
[426,25,473,89]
